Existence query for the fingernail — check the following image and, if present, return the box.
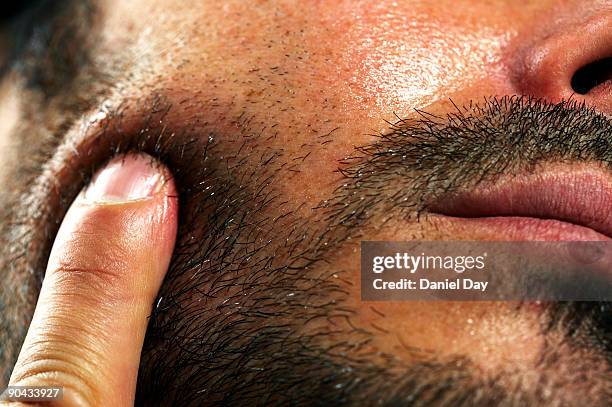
[84,154,164,203]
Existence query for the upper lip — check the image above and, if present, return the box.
[429,164,612,239]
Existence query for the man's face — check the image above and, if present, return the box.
[0,0,611,405]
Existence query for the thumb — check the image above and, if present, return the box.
[4,154,178,406]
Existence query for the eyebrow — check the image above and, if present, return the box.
[2,0,97,99]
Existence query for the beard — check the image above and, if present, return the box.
[1,96,611,406]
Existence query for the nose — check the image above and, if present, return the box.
[512,12,611,114]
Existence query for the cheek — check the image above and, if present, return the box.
[318,0,515,114]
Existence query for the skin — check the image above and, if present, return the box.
[0,0,610,405]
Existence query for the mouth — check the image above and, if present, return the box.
[429,164,612,241]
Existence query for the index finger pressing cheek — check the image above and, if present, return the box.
[4,154,178,406]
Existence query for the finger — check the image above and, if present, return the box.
[6,154,178,406]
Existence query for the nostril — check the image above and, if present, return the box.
[570,56,612,95]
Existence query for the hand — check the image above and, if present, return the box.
[3,154,178,406]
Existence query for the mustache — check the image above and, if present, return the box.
[333,96,612,220]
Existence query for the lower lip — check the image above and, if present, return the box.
[430,214,611,241]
